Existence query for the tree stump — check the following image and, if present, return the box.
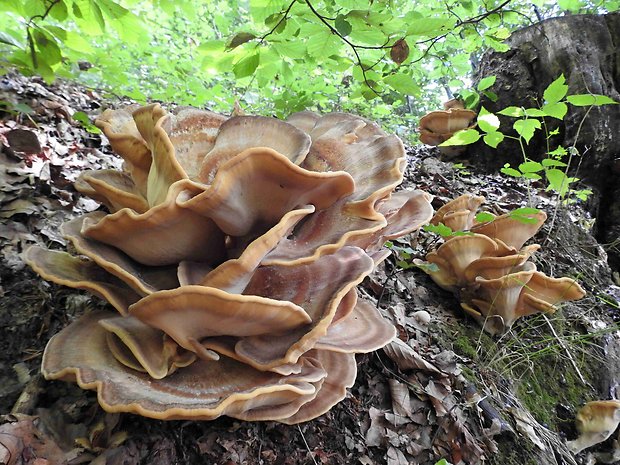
[471,12,620,272]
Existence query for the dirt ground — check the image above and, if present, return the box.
[1,72,619,465]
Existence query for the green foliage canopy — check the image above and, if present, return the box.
[0,0,617,138]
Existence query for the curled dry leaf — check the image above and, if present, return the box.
[390,38,410,65]
[24,104,435,423]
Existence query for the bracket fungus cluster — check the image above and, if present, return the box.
[418,100,477,156]
[24,104,434,423]
[415,194,585,335]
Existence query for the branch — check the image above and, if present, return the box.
[305,0,382,95]
[259,0,297,44]
[412,0,513,65]
[28,0,62,24]
[26,0,62,68]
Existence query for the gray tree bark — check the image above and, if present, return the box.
[470,12,620,272]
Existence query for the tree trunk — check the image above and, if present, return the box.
[470,12,620,272]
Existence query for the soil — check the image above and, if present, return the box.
[1,72,619,465]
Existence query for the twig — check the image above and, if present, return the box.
[304,0,384,95]
[297,425,319,465]
[259,0,297,44]
[541,314,587,385]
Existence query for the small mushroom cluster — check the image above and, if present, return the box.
[415,194,585,335]
[24,105,434,423]
[418,100,477,156]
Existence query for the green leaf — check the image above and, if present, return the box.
[483,131,504,148]
[307,32,340,58]
[548,146,568,157]
[227,32,256,50]
[519,161,543,173]
[50,0,68,21]
[0,31,23,48]
[72,111,101,134]
[524,108,546,117]
[541,102,568,120]
[510,207,542,224]
[498,106,525,117]
[461,89,480,109]
[273,40,307,59]
[477,75,496,91]
[475,212,495,223]
[543,74,568,104]
[233,52,260,78]
[32,29,62,67]
[566,94,618,106]
[558,0,582,11]
[348,27,385,45]
[483,90,498,102]
[424,223,454,237]
[501,164,522,177]
[383,73,419,95]
[439,129,481,146]
[513,119,541,144]
[545,169,571,195]
[541,158,567,167]
[477,107,500,132]
[335,15,352,37]
[406,17,455,36]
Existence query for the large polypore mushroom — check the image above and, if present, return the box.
[415,195,585,335]
[24,105,434,423]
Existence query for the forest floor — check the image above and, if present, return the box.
[1,73,619,465]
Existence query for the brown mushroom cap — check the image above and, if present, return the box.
[223,246,375,369]
[177,147,355,236]
[197,115,312,183]
[522,271,586,304]
[82,181,226,266]
[432,234,498,283]
[42,310,331,421]
[315,299,397,353]
[567,400,620,454]
[100,315,196,379]
[471,210,547,250]
[464,254,535,282]
[62,213,179,296]
[95,105,152,197]
[277,350,357,424]
[23,246,140,315]
[419,109,477,135]
[75,170,149,214]
[132,104,189,207]
[30,105,431,423]
[473,269,537,326]
[431,194,485,231]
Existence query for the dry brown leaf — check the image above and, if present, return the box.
[383,338,441,374]
[388,378,412,426]
[0,415,67,465]
[386,446,408,465]
[390,39,410,65]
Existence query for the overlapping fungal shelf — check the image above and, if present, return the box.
[24,104,434,423]
[415,194,585,335]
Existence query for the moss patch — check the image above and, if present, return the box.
[431,313,601,434]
